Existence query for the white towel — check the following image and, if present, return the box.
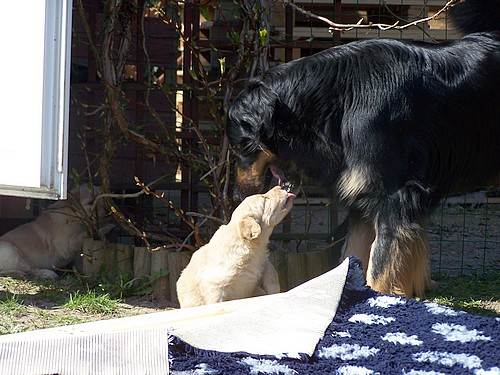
[172,257,350,357]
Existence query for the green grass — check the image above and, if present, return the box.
[63,290,120,315]
[0,294,27,335]
[0,293,25,315]
[0,272,497,336]
[424,274,499,317]
[0,275,128,335]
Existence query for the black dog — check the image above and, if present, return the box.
[226,0,499,297]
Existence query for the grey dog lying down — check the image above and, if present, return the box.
[0,185,111,279]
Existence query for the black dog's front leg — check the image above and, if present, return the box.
[341,210,375,274]
[367,181,435,298]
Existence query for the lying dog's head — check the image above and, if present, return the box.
[48,185,111,237]
[47,185,88,209]
[231,186,295,241]
[227,80,298,199]
[50,185,103,216]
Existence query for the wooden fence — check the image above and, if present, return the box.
[81,239,341,306]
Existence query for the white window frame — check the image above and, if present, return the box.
[0,0,72,200]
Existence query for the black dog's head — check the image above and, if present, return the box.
[227,80,293,199]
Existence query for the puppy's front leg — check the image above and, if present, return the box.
[259,259,280,295]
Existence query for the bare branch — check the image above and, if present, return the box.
[149,243,197,253]
[185,211,224,224]
[91,173,174,212]
[282,0,461,33]
[109,205,152,248]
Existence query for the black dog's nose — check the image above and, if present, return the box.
[281,181,294,193]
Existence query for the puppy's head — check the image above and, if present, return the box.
[232,186,296,241]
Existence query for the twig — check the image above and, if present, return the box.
[134,177,203,247]
[91,173,172,212]
[380,0,434,40]
[149,243,197,253]
[109,205,152,248]
[199,160,227,182]
[282,0,461,33]
[185,211,224,224]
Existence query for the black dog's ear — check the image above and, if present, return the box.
[273,99,294,129]
[253,84,279,141]
[235,79,279,139]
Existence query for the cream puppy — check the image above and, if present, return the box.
[0,185,110,279]
[177,186,295,308]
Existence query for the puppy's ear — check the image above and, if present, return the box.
[239,216,262,241]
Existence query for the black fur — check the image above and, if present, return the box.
[226,0,499,296]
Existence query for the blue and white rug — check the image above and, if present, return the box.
[169,257,499,374]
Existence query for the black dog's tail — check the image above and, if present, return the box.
[449,0,500,34]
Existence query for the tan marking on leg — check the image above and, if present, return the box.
[342,220,375,273]
[367,225,431,298]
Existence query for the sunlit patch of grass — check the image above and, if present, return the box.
[0,274,163,334]
[0,276,42,295]
[0,293,25,315]
[0,294,27,335]
[24,308,91,331]
[424,274,499,317]
[63,290,120,315]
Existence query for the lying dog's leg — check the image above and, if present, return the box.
[31,269,59,280]
[0,242,33,275]
[367,182,434,298]
[341,211,375,273]
[257,259,280,295]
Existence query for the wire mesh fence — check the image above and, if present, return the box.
[429,191,500,276]
[266,188,499,277]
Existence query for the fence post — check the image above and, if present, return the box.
[81,238,105,277]
[168,251,192,306]
[151,249,170,301]
[133,246,151,287]
[269,250,289,291]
